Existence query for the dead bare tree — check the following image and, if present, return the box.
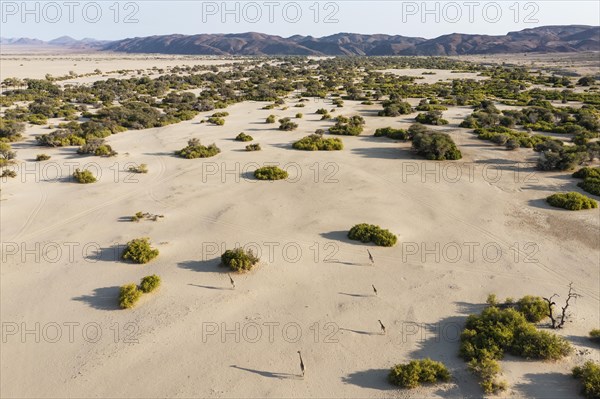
[543,283,581,329]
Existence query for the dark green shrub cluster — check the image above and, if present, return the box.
[573,167,600,179]
[119,284,142,309]
[474,126,552,149]
[36,154,51,161]
[347,223,397,247]
[221,248,259,272]
[175,138,220,159]
[0,119,25,141]
[573,167,600,197]
[140,274,161,293]
[374,127,410,140]
[0,142,16,167]
[73,168,96,184]
[412,129,462,160]
[388,359,451,389]
[122,237,159,264]
[329,115,365,136]
[547,192,598,210]
[246,143,261,151]
[1,169,17,178]
[254,166,288,180]
[266,114,276,123]
[77,138,117,157]
[278,117,298,131]
[415,110,449,125]
[461,305,572,394]
[415,99,448,112]
[379,99,412,117]
[235,132,253,142]
[572,361,600,399]
[293,134,343,151]
[36,130,86,147]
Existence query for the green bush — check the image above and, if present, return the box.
[515,296,547,323]
[293,134,343,151]
[254,166,288,180]
[547,192,598,210]
[73,168,96,184]
[207,116,225,125]
[347,223,397,247]
[36,154,51,161]
[388,359,450,389]
[278,117,298,131]
[246,143,261,151]
[1,169,17,178]
[412,130,462,160]
[468,358,507,394]
[573,361,600,399]
[578,178,600,196]
[461,305,571,394]
[140,274,161,293]
[122,237,159,264]
[590,329,600,344]
[221,248,259,272]
[415,110,449,125]
[296,113,303,118]
[266,115,276,123]
[176,138,220,159]
[235,132,253,142]
[573,167,600,179]
[329,115,365,136]
[128,163,148,174]
[119,284,142,309]
[374,127,410,140]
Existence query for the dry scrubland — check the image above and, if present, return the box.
[0,52,599,398]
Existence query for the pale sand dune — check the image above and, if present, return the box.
[1,59,599,399]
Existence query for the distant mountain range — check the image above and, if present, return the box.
[0,36,110,48]
[2,26,599,56]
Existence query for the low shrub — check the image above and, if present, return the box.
[461,304,572,394]
[207,116,225,125]
[547,192,598,210]
[515,296,548,323]
[293,134,343,151]
[412,129,462,160]
[246,143,261,151]
[176,138,220,159]
[573,167,600,179]
[122,237,159,264]
[235,132,253,142]
[578,178,600,196]
[348,223,397,247]
[388,359,450,389]
[73,168,96,184]
[221,248,259,272]
[119,284,142,309]
[140,274,161,293]
[1,169,17,178]
[128,163,148,174]
[374,127,410,140]
[329,115,365,136]
[296,113,303,118]
[36,154,51,161]
[573,361,600,399]
[266,115,276,123]
[415,110,449,125]
[254,166,288,180]
[279,117,298,131]
[590,329,600,344]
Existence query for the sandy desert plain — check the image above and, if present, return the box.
[0,50,599,398]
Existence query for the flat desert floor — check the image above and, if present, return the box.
[1,54,599,398]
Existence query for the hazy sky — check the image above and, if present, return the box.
[1,1,599,41]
